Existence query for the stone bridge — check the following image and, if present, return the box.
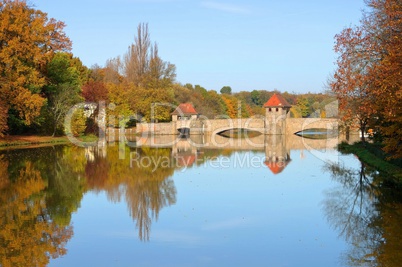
[133,93,342,136]
[200,118,266,135]
[135,117,339,136]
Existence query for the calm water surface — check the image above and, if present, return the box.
[1,135,401,267]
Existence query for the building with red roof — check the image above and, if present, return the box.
[171,103,199,121]
[264,93,292,135]
[263,93,292,108]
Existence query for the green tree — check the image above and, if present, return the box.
[43,52,86,136]
[250,90,261,106]
[204,90,226,118]
[295,97,310,118]
[184,83,194,91]
[194,84,208,97]
[220,86,232,95]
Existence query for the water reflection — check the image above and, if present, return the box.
[264,135,291,174]
[72,143,180,241]
[0,147,84,267]
[323,159,402,266]
[0,133,401,266]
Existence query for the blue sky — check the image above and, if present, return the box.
[35,0,366,93]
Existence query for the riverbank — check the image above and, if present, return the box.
[0,135,98,149]
[338,141,402,180]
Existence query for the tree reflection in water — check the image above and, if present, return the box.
[84,145,177,241]
[0,144,181,267]
[323,159,402,267]
[0,147,85,267]
[82,144,231,241]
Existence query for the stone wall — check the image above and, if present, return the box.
[204,118,265,135]
[285,118,339,135]
[136,122,176,135]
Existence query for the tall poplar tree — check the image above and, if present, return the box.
[122,23,176,121]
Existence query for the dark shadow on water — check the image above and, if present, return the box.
[323,159,402,266]
[295,128,338,140]
[177,127,190,136]
[217,128,262,139]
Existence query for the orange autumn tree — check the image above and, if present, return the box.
[365,0,402,158]
[222,95,237,119]
[331,0,402,156]
[222,95,250,119]
[0,0,71,135]
[331,26,378,143]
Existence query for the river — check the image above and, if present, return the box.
[0,134,401,267]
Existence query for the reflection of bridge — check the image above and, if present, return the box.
[122,133,360,175]
[129,133,349,151]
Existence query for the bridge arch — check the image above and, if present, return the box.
[208,117,266,136]
[286,118,339,135]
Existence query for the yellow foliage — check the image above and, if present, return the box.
[0,160,72,267]
[12,88,46,125]
[222,96,237,119]
[70,109,86,137]
[0,0,71,129]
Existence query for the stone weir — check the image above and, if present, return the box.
[135,94,340,136]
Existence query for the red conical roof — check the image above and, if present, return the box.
[264,160,290,175]
[263,93,291,108]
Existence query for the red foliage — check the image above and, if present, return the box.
[82,81,108,103]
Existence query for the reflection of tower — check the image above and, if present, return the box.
[172,139,198,167]
[264,135,291,175]
[263,93,291,135]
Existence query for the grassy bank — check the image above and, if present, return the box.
[0,135,98,149]
[0,136,69,148]
[338,141,402,180]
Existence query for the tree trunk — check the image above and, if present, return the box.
[52,119,57,137]
[360,121,366,144]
